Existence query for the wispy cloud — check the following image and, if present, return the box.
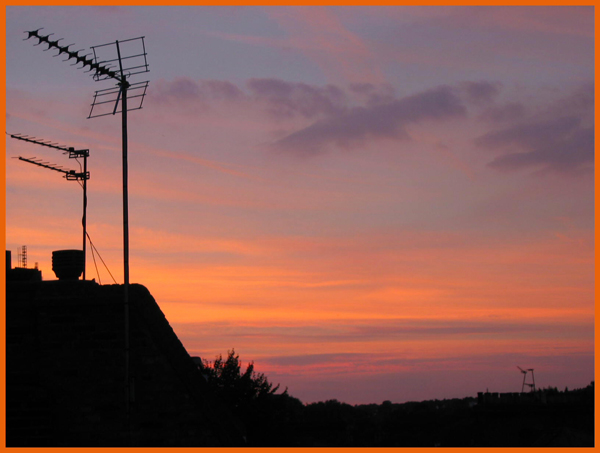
[271,85,466,155]
[264,6,386,85]
[458,81,501,105]
[349,83,396,107]
[176,316,593,349]
[475,82,594,174]
[479,102,526,123]
[150,77,243,114]
[247,78,347,119]
[150,76,348,120]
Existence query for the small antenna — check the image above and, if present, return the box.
[9,133,90,280]
[16,156,87,179]
[9,134,89,158]
[517,366,536,393]
[19,245,27,269]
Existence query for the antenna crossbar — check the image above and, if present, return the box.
[25,29,120,81]
[88,80,149,118]
[9,133,89,158]
[17,156,89,180]
[90,36,149,82]
[10,134,70,153]
[91,36,146,48]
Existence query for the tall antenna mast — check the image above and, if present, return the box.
[86,36,149,303]
[24,29,149,444]
[9,134,90,279]
[24,29,149,286]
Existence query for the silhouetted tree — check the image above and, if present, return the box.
[199,349,304,446]
[197,352,594,447]
[200,349,281,409]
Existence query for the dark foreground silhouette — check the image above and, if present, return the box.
[6,278,593,447]
[201,350,594,447]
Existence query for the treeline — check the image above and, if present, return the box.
[198,350,594,447]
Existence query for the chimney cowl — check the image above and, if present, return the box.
[52,249,84,281]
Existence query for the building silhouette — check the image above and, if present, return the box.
[6,254,245,447]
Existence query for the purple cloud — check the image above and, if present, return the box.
[487,124,593,173]
[176,317,592,349]
[475,83,594,174]
[272,85,466,155]
[202,80,245,101]
[479,102,526,123]
[262,345,594,371]
[151,77,243,108]
[349,83,396,107]
[247,78,347,119]
[154,77,202,101]
[265,353,366,367]
[476,115,582,150]
[459,81,501,105]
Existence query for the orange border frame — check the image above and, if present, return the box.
[1,3,597,453]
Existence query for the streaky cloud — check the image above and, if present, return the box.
[479,102,526,123]
[247,78,347,119]
[348,83,396,107]
[459,80,501,105]
[272,85,467,155]
[150,77,244,109]
[488,125,593,174]
[476,115,582,150]
[475,83,594,174]
[176,317,592,350]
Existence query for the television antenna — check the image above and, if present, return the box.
[24,29,149,442]
[18,245,27,269]
[9,133,90,280]
[517,366,536,393]
[24,29,149,289]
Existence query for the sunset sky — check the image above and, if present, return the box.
[5,6,595,404]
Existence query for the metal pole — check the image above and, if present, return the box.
[82,152,87,280]
[122,81,131,445]
[116,39,132,445]
[122,84,129,382]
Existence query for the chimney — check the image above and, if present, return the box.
[52,250,84,281]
